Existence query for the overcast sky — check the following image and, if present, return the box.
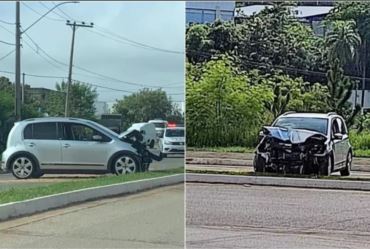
[0,1,185,109]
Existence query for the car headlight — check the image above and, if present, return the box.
[164,141,172,145]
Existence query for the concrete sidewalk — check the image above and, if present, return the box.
[186,151,370,172]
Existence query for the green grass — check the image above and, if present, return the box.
[0,168,184,204]
[187,146,255,153]
[186,169,370,181]
[188,146,370,158]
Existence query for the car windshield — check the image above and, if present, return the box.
[274,117,328,134]
[165,129,184,137]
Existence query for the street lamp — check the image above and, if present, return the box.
[15,1,79,121]
[22,1,79,34]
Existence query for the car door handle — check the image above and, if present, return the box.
[28,142,35,147]
[63,144,71,148]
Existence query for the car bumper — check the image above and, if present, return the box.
[1,150,10,172]
[162,145,185,154]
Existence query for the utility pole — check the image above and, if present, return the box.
[15,1,21,121]
[14,1,78,121]
[64,20,93,117]
[22,72,25,104]
[361,39,367,113]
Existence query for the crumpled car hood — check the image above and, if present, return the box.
[262,126,327,144]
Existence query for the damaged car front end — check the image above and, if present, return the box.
[254,126,329,174]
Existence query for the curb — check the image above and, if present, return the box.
[186,157,370,172]
[186,173,370,191]
[0,174,184,221]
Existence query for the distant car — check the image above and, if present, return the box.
[1,117,158,179]
[123,122,156,148]
[148,119,168,139]
[254,112,352,176]
[159,127,185,157]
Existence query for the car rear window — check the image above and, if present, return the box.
[24,122,58,140]
[165,129,184,137]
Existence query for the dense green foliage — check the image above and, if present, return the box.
[186,1,369,148]
[113,88,183,129]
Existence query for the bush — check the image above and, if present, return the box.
[350,131,370,151]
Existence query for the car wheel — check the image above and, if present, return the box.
[112,153,140,175]
[319,155,332,176]
[10,155,36,179]
[253,154,265,173]
[160,152,167,158]
[340,151,352,176]
[149,140,155,149]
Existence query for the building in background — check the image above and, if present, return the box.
[94,101,110,116]
[186,1,235,24]
[235,5,333,36]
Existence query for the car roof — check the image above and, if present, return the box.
[279,113,334,119]
[20,117,89,123]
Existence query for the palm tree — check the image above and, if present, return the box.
[325,20,361,65]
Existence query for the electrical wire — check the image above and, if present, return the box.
[0,49,15,61]
[0,40,15,46]
[187,49,370,82]
[38,1,68,21]
[22,2,65,22]
[0,19,14,25]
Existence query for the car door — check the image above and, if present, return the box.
[331,118,345,169]
[59,122,111,170]
[23,122,62,169]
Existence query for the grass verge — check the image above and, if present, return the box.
[0,168,184,204]
[188,146,370,158]
[186,169,370,181]
[187,146,255,153]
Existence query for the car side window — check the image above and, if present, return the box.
[64,123,110,142]
[331,119,340,135]
[24,122,57,140]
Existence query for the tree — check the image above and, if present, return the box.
[46,81,98,119]
[325,20,361,65]
[326,59,361,126]
[186,57,273,147]
[113,89,181,129]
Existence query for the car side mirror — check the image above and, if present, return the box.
[333,133,343,140]
[92,135,103,142]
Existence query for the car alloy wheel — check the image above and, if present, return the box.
[114,155,137,174]
[12,157,34,179]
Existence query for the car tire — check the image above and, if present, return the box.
[253,154,265,173]
[340,151,352,176]
[149,140,155,149]
[32,171,44,178]
[112,152,140,175]
[319,155,332,176]
[10,154,37,179]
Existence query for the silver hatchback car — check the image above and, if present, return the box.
[1,117,154,179]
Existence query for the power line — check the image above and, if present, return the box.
[94,25,184,55]
[0,19,14,25]
[0,40,15,46]
[0,49,15,61]
[22,2,65,22]
[23,33,183,88]
[38,1,68,21]
[187,50,370,82]
[52,1,74,20]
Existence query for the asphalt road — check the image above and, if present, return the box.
[187,183,370,249]
[0,184,184,248]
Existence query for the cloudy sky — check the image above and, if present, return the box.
[0,1,185,109]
